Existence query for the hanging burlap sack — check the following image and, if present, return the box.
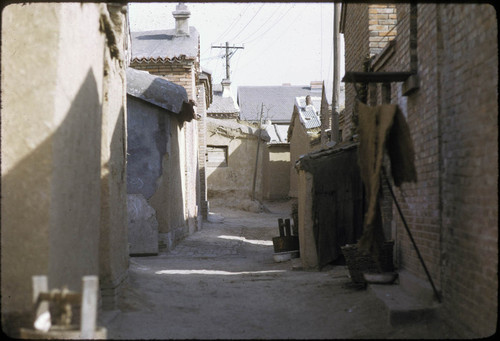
[356,102,417,259]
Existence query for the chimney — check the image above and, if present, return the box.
[221,79,232,98]
[305,95,312,106]
[172,3,190,36]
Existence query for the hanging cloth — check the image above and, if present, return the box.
[356,102,417,257]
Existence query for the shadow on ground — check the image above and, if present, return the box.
[101,199,461,339]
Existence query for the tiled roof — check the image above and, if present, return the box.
[287,96,323,141]
[130,27,199,62]
[126,68,188,113]
[237,85,323,123]
[295,96,322,129]
[207,84,239,115]
[264,123,289,143]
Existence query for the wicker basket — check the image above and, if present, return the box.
[341,241,394,284]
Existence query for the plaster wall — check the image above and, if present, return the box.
[196,84,209,219]
[206,126,264,201]
[127,96,187,252]
[1,2,128,334]
[131,42,202,242]
[127,98,170,200]
[148,117,187,251]
[99,3,129,309]
[262,145,290,200]
[289,114,321,198]
[297,170,318,269]
[184,118,201,234]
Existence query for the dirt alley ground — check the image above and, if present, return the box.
[101,199,461,339]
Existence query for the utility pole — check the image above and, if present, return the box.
[251,103,264,201]
[211,42,244,80]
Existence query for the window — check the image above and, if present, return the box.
[206,145,228,167]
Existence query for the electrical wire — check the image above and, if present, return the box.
[238,3,284,42]
[202,3,251,55]
[244,4,296,44]
[200,53,226,62]
[238,5,302,70]
[231,46,245,81]
[228,3,265,42]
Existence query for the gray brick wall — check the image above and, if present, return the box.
[342,3,498,337]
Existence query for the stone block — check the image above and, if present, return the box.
[127,194,159,255]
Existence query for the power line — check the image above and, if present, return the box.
[245,5,296,44]
[238,4,283,42]
[200,52,226,62]
[215,3,251,41]
[228,3,265,42]
[231,46,245,81]
[238,5,302,70]
[211,42,245,80]
[202,3,251,55]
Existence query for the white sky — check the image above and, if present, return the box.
[128,2,345,103]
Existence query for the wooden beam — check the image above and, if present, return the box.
[342,71,414,83]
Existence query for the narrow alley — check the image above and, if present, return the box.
[2,3,496,339]
[101,200,458,339]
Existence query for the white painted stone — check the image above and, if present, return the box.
[127,194,159,255]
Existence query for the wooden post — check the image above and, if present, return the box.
[251,103,264,201]
[382,83,391,104]
[80,276,98,339]
[284,219,291,236]
[369,82,377,106]
[32,276,50,331]
[278,218,285,237]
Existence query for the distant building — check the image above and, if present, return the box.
[287,96,324,198]
[205,117,269,205]
[237,82,323,125]
[207,79,239,119]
